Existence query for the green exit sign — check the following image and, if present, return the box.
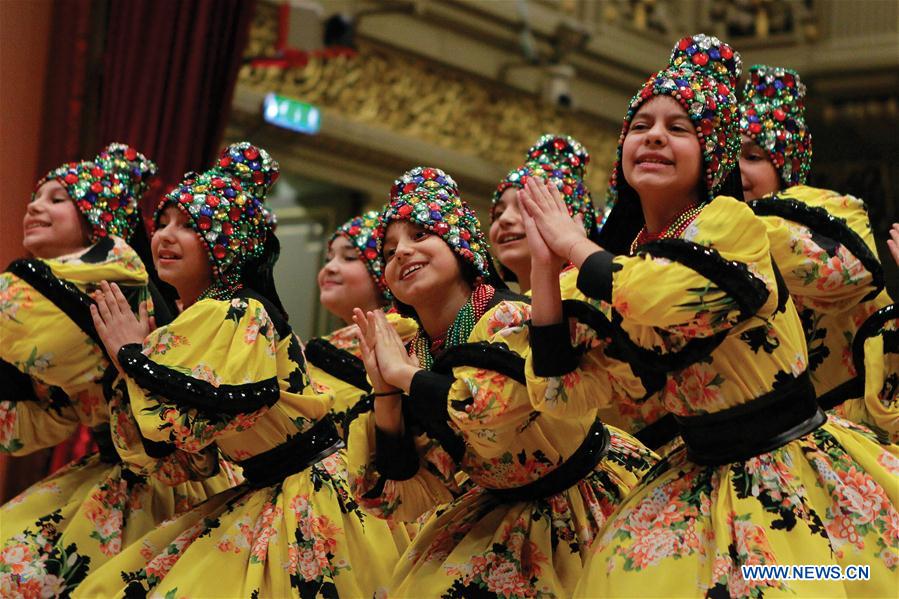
[263,93,321,135]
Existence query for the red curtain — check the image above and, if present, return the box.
[97,0,257,212]
[3,0,256,502]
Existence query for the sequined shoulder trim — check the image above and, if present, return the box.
[118,344,281,415]
[750,196,884,301]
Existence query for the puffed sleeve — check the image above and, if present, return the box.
[346,405,463,522]
[838,305,898,442]
[0,362,80,454]
[118,296,283,454]
[749,186,884,314]
[577,196,779,343]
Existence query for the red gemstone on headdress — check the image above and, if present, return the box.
[681,87,694,99]
[212,178,225,189]
[232,181,242,191]
[562,184,573,196]
[90,182,103,193]
[764,87,775,97]
[692,53,709,66]
[213,244,227,259]
[422,168,436,179]
[570,156,580,167]
[398,204,413,217]
[222,222,233,235]
[403,183,416,194]
[553,139,565,151]
[434,222,449,235]
[206,196,220,207]
[700,119,714,135]
[349,225,361,235]
[252,171,264,184]
[718,83,730,95]
[246,239,255,251]
[79,200,91,210]
[243,146,259,160]
[108,198,120,210]
[640,86,653,99]
[64,173,79,184]
[198,216,212,230]
[220,156,232,168]
[364,248,377,260]
[773,108,786,121]
[720,46,733,59]
[125,147,137,160]
[678,38,690,51]
[460,229,470,240]
[530,150,540,158]
[101,212,113,222]
[541,164,552,171]
[91,167,104,178]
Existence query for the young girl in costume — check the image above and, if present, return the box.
[75,142,401,599]
[0,143,237,596]
[739,64,895,438]
[517,34,898,597]
[346,166,657,597]
[491,134,674,451]
[307,211,417,439]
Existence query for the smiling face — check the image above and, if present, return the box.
[739,135,781,200]
[489,188,530,278]
[622,95,703,206]
[382,220,465,307]
[151,205,213,297]
[318,235,384,320]
[23,180,91,258]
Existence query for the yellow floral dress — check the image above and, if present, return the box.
[304,310,419,551]
[347,287,657,598]
[750,185,894,421]
[840,304,898,443]
[73,290,402,599]
[570,196,898,598]
[0,237,238,597]
[559,266,674,452]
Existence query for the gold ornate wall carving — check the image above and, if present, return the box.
[238,2,620,198]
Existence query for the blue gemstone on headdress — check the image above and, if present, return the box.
[200,207,212,216]
[224,188,236,198]
[686,45,696,56]
[430,211,442,220]
[709,48,720,60]
[774,80,785,90]
[250,161,260,170]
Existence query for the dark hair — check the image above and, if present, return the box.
[597,163,745,255]
[128,220,179,318]
[241,232,289,322]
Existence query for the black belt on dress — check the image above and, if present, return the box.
[675,371,825,466]
[236,415,344,488]
[90,424,122,464]
[485,419,610,503]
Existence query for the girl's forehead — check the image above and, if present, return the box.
[38,179,67,195]
[385,220,422,241]
[330,235,353,250]
[634,95,689,119]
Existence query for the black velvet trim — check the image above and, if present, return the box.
[432,342,527,385]
[305,338,371,393]
[528,322,581,377]
[633,413,680,451]
[576,250,619,303]
[852,304,898,377]
[406,370,466,462]
[118,343,280,415]
[486,419,610,502]
[7,259,102,347]
[235,288,291,340]
[237,415,344,487]
[0,358,39,403]
[80,237,115,264]
[561,299,726,376]
[637,239,771,321]
[817,377,864,411]
[750,196,885,302]
[675,371,824,465]
[374,424,420,481]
